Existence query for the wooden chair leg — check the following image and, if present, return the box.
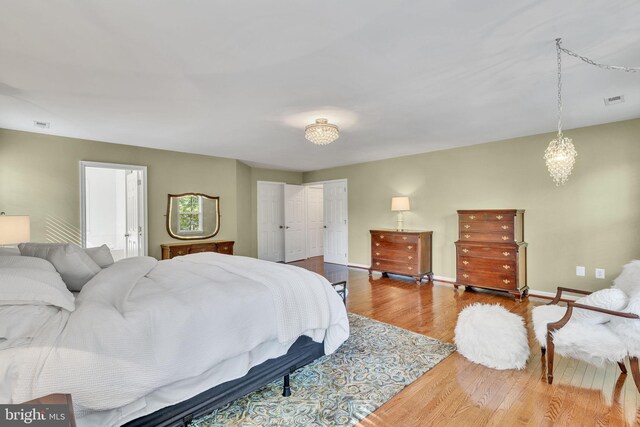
[630,357,640,393]
[617,361,627,375]
[546,334,555,384]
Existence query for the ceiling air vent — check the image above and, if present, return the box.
[33,120,50,129]
[604,95,625,106]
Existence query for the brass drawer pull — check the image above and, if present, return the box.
[469,215,476,220]
[503,264,511,270]
[408,256,413,260]
[462,260,469,265]
[375,252,380,256]
[376,262,380,266]
[464,224,471,229]
[501,236,509,241]
[503,279,510,284]
[407,245,413,249]
[501,225,509,230]
[464,234,471,239]
[462,273,469,279]
[496,215,504,220]
[462,248,469,253]
[375,243,380,246]
[408,266,412,270]
[379,235,384,239]
[402,236,408,240]
[502,251,510,256]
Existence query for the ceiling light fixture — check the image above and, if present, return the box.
[305,118,339,145]
[544,38,639,186]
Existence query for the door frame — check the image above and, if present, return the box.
[304,179,348,265]
[79,161,148,255]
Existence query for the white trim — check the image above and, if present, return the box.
[528,289,579,301]
[80,161,148,256]
[304,178,348,186]
[348,262,369,269]
[433,275,456,283]
[256,180,286,185]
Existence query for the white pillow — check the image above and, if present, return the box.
[0,305,60,349]
[85,244,115,268]
[0,255,56,271]
[573,288,628,325]
[612,260,640,298]
[0,247,20,256]
[0,267,75,311]
[18,243,101,291]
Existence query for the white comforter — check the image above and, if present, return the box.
[1,253,349,426]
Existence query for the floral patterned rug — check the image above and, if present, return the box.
[192,313,455,426]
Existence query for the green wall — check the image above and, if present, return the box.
[0,128,248,259]
[303,118,640,294]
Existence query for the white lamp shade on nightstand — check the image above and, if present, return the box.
[391,197,410,212]
[0,215,30,245]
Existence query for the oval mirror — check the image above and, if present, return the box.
[166,193,220,240]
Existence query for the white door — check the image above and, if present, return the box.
[257,182,285,262]
[306,185,324,258]
[284,184,306,262]
[324,181,348,265]
[125,170,141,257]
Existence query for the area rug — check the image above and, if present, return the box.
[192,313,456,426]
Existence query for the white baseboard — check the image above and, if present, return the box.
[348,262,370,269]
[527,289,578,301]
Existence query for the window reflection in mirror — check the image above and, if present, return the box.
[167,193,220,240]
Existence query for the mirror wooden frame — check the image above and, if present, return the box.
[166,193,220,240]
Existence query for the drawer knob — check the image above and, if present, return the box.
[462,273,469,279]
[402,236,408,240]
[376,262,380,266]
[408,256,413,260]
[469,215,476,220]
[407,245,413,249]
[379,235,385,239]
[408,266,412,270]
[464,224,470,229]
[501,236,509,241]
[464,234,471,239]
[503,251,510,256]
[375,243,380,247]
[501,225,509,230]
[503,264,511,270]
[503,279,511,284]
[375,252,380,256]
[462,260,469,265]
[462,248,469,253]
[496,215,504,220]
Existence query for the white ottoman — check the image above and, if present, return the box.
[454,303,530,370]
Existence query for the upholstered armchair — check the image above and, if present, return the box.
[532,260,640,392]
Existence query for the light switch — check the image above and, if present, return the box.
[595,268,605,279]
[576,266,585,277]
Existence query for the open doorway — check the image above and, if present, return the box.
[257,179,347,265]
[80,161,147,260]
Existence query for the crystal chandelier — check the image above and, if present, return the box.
[544,39,577,186]
[305,118,339,145]
[543,38,639,185]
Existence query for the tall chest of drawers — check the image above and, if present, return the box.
[369,229,433,285]
[455,210,528,300]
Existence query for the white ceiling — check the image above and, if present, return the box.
[1,1,639,171]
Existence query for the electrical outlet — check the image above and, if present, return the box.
[576,266,585,277]
[595,268,605,279]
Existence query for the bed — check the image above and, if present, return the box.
[0,246,349,427]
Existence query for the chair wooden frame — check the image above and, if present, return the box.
[542,287,640,392]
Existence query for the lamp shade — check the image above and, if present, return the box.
[391,197,410,212]
[0,215,30,245]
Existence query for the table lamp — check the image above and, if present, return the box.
[391,197,410,231]
[0,213,31,246]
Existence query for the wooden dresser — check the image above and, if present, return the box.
[455,210,528,300]
[369,229,433,284]
[161,240,234,260]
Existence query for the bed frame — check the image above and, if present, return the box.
[123,335,324,427]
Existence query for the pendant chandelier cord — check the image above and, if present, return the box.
[556,39,563,138]
[556,38,640,73]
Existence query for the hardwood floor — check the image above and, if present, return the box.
[290,257,640,426]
